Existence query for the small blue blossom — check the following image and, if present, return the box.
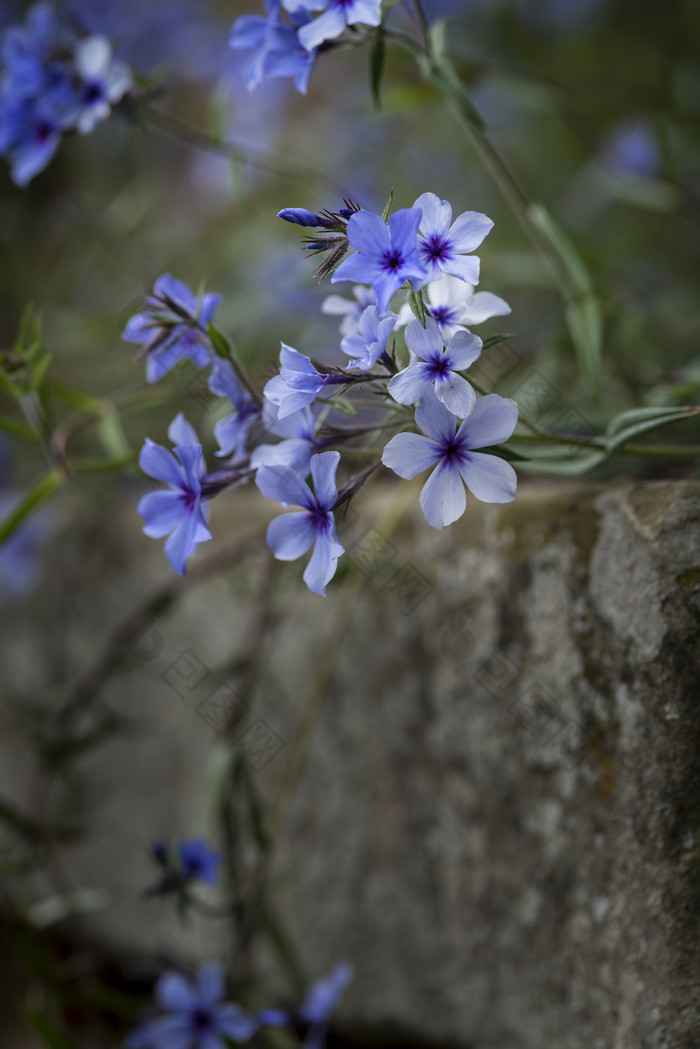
[294,0,382,52]
[73,35,131,134]
[388,316,482,416]
[397,273,511,338]
[277,207,325,226]
[330,207,427,314]
[138,415,212,575]
[250,404,319,472]
[300,962,353,1049]
[264,344,348,419]
[340,304,397,370]
[208,358,261,461]
[126,964,257,1049]
[122,275,221,384]
[255,451,344,595]
[412,191,494,287]
[603,120,659,179]
[177,839,222,886]
[321,284,376,337]
[382,391,518,530]
[230,1,317,95]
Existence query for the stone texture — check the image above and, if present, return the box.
[1,480,699,1048]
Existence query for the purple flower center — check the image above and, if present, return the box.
[179,484,198,513]
[34,117,54,144]
[430,306,456,326]
[421,235,452,263]
[441,434,467,464]
[427,354,449,377]
[307,504,331,531]
[381,249,404,272]
[191,1007,214,1032]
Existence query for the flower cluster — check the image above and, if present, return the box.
[229,0,381,94]
[126,960,351,1049]
[128,192,519,594]
[0,2,132,185]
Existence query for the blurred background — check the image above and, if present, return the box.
[1,0,699,1045]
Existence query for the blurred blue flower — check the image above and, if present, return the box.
[73,35,132,134]
[603,121,659,180]
[138,414,212,575]
[382,391,518,530]
[177,839,222,886]
[230,1,317,95]
[208,358,261,461]
[340,304,397,370]
[331,207,426,314]
[321,284,376,337]
[126,964,257,1048]
[264,344,347,419]
[295,0,382,52]
[300,962,353,1049]
[123,275,221,384]
[255,451,344,595]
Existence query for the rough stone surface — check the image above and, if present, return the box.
[1,480,699,1048]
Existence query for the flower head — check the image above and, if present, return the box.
[255,451,344,595]
[295,0,382,52]
[209,358,261,461]
[230,1,317,95]
[397,273,511,337]
[263,344,347,419]
[388,316,481,416]
[330,207,427,314]
[177,839,222,886]
[412,191,493,287]
[340,304,397,370]
[126,964,257,1049]
[137,415,212,575]
[122,275,221,384]
[321,284,376,337]
[381,392,518,529]
[73,35,131,134]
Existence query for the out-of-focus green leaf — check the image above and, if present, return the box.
[97,406,131,461]
[481,333,516,351]
[330,397,358,417]
[22,1008,77,1049]
[0,469,62,548]
[407,287,426,326]
[0,415,38,439]
[208,322,233,360]
[605,404,697,438]
[370,31,385,110]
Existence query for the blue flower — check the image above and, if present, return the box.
[123,275,221,384]
[300,962,353,1049]
[137,415,212,575]
[177,839,222,886]
[255,451,344,595]
[230,1,317,95]
[412,192,493,286]
[73,35,131,135]
[126,964,257,1049]
[208,358,261,461]
[340,304,397,370]
[294,0,382,52]
[0,94,66,186]
[381,392,518,530]
[396,273,511,338]
[250,404,319,472]
[321,284,376,337]
[602,120,659,179]
[330,207,427,314]
[263,344,348,419]
[277,207,325,226]
[388,315,481,416]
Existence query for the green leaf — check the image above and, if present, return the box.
[330,397,358,417]
[0,469,62,548]
[0,415,38,439]
[407,287,426,327]
[381,188,394,223]
[605,405,697,438]
[481,332,516,351]
[207,322,233,361]
[369,31,385,110]
[22,1008,77,1049]
[565,295,603,390]
[97,406,131,461]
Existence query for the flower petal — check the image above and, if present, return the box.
[164,510,211,575]
[303,532,342,596]
[256,463,313,508]
[155,972,195,1012]
[330,252,380,287]
[448,211,494,253]
[388,206,423,259]
[196,964,224,1007]
[310,450,340,509]
[381,431,441,478]
[414,389,458,445]
[458,394,519,448]
[435,373,476,417]
[267,512,316,560]
[441,254,481,285]
[404,316,442,361]
[346,209,389,256]
[139,439,183,486]
[459,290,511,325]
[298,4,346,50]
[413,191,451,237]
[387,363,434,405]
[419,460,466,529]
[138,490,184,538]
[168,413,200,448]
[458,451,517,503]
